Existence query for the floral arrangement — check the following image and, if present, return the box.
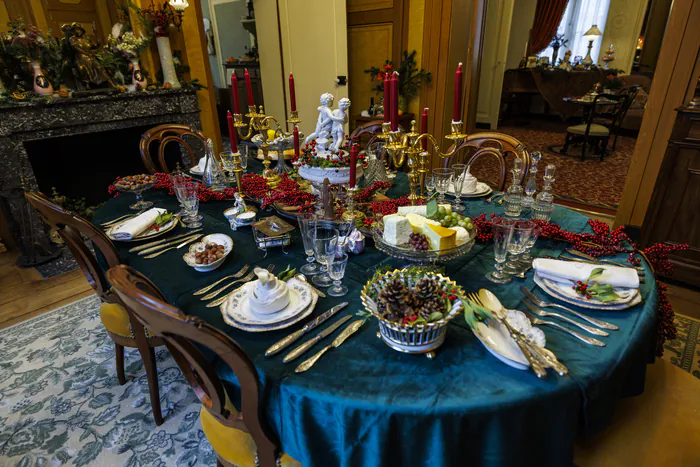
[133,2,176,38]
[364,50,431,101]
[294,140,367,169]
[472,213,688,356]
[2,19,46,62]
[107,31,150,60]
[549,33,569,50]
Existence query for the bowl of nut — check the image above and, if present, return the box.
[183,233,234,272]
[113,174,156,210]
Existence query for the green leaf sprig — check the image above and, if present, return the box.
[463,299,494,331]
[277,265,296,281]
[574,268,621,303]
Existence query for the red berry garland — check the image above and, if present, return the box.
[369,196,414,216]
[356,181,394,203]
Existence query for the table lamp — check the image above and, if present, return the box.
[582,25,603,66]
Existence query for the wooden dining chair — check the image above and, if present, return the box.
[139,124,209,174]
[106,264,301,467]
[562,92,633,161]
[447,132,531,191]
[25,192,166,425]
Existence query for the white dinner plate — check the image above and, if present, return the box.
[447,181,492,198]
[534,274,642,311]
[221,279,317,332]
[190,167,203,176]
[105,217,178,242]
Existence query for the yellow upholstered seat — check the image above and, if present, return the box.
[99,302,135,339]
[567,123,610,137]
[199,397,301,467]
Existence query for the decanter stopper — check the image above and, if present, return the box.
[521,151,541,209]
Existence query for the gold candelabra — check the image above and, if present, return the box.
[382,120,468,204]
[342,186,365,221]
[233,105,302,189]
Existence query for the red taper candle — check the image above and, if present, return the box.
[453,62,463,122]
[289,72,297,112]
[349,143,357,188]
[244,69,255,107]
[227,111,238,152]
[231,71,241,114]
[293,126,300,159]
[421,107,429,151]
[390,72,399,132]
[383,72,390,123]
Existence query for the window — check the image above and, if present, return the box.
[538,0,611,64]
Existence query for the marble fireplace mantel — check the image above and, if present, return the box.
[0,88,201,264]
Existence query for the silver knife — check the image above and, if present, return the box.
[138,232,202,255]
[565,248,645,272]
[265,302,348,357]
[295,319,365,373]
[129,229,203,253]
[143,235,202,259]
[282,315,352,363]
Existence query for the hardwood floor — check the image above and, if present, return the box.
[0,250,92,330]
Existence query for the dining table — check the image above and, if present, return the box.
[92,161,658,467]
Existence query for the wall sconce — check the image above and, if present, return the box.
[169,0,189,30]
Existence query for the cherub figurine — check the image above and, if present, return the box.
[330,97,351,153]
[304,93,335,151]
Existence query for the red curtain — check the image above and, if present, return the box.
[529,0,569,55]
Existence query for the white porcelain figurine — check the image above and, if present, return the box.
[330,97,351,153]
[304,93,336,152]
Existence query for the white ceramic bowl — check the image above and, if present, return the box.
[183,233,234,272]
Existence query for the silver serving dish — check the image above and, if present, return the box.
[371,221,477,265]
[360,268,464,358]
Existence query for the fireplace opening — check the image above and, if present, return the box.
[24,124,190,207]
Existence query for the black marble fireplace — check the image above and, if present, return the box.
[0,88,201,267]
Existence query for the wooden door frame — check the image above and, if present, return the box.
[347,0,409,65]
[614,0,700,228]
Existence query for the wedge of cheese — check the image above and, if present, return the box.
[423,223,456,250]
[382,214,412,246]
[449,226,469,246]
[405,213,439,233]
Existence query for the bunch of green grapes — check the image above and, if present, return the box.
[433,206,474,230]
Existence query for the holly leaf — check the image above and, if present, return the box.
[426,199,438,218]
[595,292,620,303]
[587,282,620,302]
[587,268,605,282]
[428,311,443,322]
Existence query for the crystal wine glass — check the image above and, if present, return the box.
[309,226,338,287]
[519,223,541,265]
[181,181,202,229]
[451,163,468,212]
[172,174,203,223]
[433,168,453,204]
[219,152,236,186]
[239,146,249,173]
[487,218,515,284]
[169,172,187,217]
[505,219,534,274]
[298,213,320,275]
[327,253,349,297]
[424,174,436,199]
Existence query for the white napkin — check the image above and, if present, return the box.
[533,258,639,289]
[110,208,167,240]
[193,157,207,173]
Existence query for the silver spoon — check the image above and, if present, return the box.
[294,273,327,298]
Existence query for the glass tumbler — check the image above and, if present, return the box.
[181,181,202,228]
[451,163,468,212]
[505,220,534,274]
[309,226,338,287]
[487,218,515,284]
[327,253,349,297]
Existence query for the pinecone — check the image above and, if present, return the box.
[414,277,441,301]
[378,278,410,319]
[414,296,446,320]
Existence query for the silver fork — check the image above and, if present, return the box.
[524,313,606,346]
[520,285,619,330]
[204,264,275,306]
[192,264,250,295]
[201,270,256,300]
[521,299,609,336]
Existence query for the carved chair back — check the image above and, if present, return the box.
[140,124,209,174]
[25,192,121,303]
[445,132,530,191]
[350,120,391,169]
[106,264,282,467]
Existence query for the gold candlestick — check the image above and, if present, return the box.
[342,185,365,221]
[232,151,243,194]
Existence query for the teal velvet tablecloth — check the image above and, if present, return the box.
[92,167,657,467]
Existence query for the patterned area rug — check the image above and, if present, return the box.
[0,295,215,466]
[467,121,637,212]
[663,313,700,380]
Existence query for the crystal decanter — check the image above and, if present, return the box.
[202,138,227,191]
[521,151,541,210]
[503,157,524,217]
[532,164,556,221]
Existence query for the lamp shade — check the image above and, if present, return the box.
[583,25,603,38]
[169,0,189,11]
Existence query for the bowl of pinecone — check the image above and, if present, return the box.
[360,268,464,358]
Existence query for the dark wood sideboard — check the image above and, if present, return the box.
[640,103,700,287]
